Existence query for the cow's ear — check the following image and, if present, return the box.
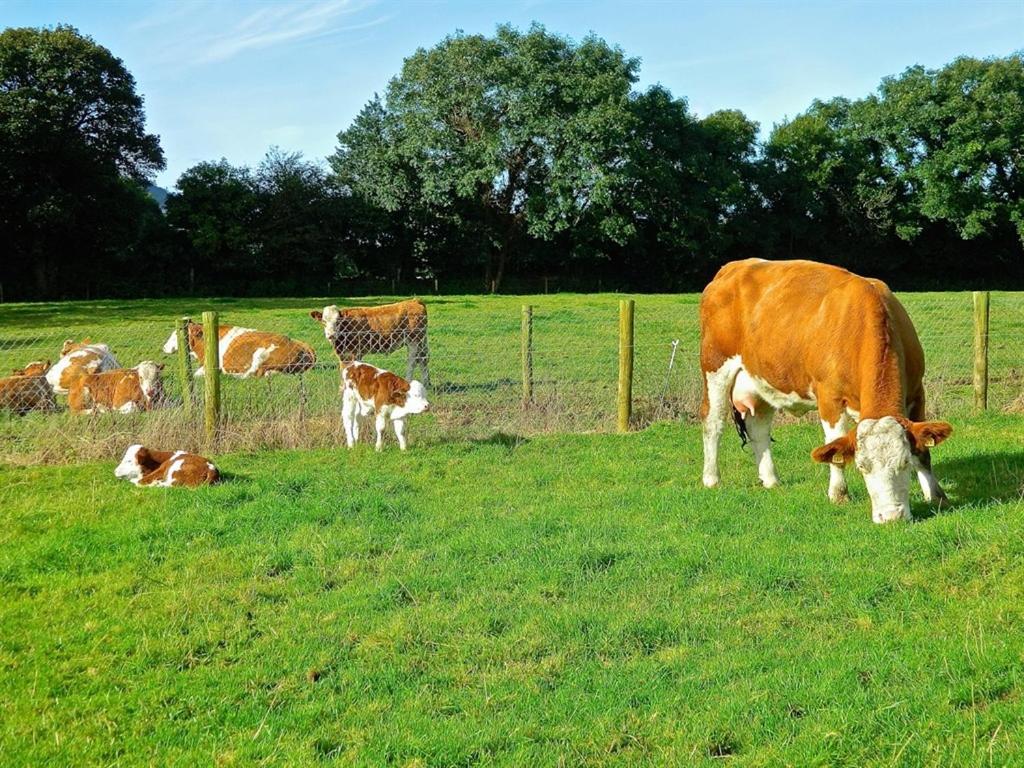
[812,434,857,466]
[310,310,323,323]
[905,421,952,452]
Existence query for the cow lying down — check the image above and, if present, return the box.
[114,444,220,488]
[341,362,429,451]
[0,361,57,415]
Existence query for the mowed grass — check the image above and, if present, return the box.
[2,415,1023,766]
[1,291,1022,463]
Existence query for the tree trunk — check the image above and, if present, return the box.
[32,256,49,298]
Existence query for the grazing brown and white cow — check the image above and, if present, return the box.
[0,371,57,415]
[114,444,220,487]
[700,258,952,523]
[162,321,316,378]
[12,360,51,377]
[311,299,429,387]
[46,341,120,395]
[68,362,165,414]
[340,362,430,451]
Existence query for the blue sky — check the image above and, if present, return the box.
[4,0,1021,189]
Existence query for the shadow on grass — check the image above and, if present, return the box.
[436,378,517,395]
[470,432,530,450]
[915,450,1024,519]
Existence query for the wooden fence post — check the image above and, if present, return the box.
[521,305,533,407]
[175,317,195,416]
[202,311,221,444]
[617,299,634,433]
[973,291,990,411]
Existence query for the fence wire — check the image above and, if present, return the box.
[0,292,1021,465]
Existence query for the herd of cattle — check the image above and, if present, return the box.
[2,261,965,521]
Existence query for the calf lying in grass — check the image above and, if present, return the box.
[114,444,220,488]
[0,363,57,415]
[341,362,429,451]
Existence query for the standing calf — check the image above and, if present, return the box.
[341,362,430,451]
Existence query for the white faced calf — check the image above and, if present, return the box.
[340,362,429,451]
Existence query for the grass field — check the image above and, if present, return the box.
[2,415,1023,766]
[1,292,1022,464]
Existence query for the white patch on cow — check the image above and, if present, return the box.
[822,416,851,503]
[157,459,185,487]
[854,417,913,523]
[134,361,163,405]
[162,330,178,354]
[242,344,277,378]
[118,401,138,414]
[702,355,743,488]
[743,369,817,414]
[46,344,119,394]
[321,305,342,340]
[114,444,145,481]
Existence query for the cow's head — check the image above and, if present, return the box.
[135,361,166,407]
[812,416,953,523]
[13,360,51,377]
[114,444,148,481]
[310,305,342,338]
[160,317,192,356]
[61,338,92,356]
[403,379,430,415]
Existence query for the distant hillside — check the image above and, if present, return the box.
[146,183,168,209]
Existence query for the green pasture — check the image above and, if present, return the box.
[0,292,1022,464]
[2,415,1023,766]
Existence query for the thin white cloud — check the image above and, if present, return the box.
[195,0,380,63]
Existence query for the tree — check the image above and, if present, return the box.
[0,25,165,298]
[332,24,641,291]
[165,160,257,293]
[857,55,1024,250]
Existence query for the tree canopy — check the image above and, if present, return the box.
[0,25,165,297]
[1,22,1021,300]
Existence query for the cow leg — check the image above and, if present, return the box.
[374,413,387,452]
[393,417,408,451]
[341,392,358,448]
[908,396,948,505]
[702,356,740,488]
[912,449,947,505]
[746,407,779,488]
[821,413,850,503]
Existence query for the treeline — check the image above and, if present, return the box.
[1,25,1021,301]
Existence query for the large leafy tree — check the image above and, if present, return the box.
[332,24,640,291]
[857,55,1024,250]
[165,160,257,292]
[0,25,165,298]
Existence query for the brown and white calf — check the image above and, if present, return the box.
[162,320,316,378]
[46,341,120,395]
[12,360,51,377]
[114,444,220,487]
[311,299,429,387]
[340,362,430,451]
[68,362,165,414]
[700,258,952,523]
[0,370,57,415]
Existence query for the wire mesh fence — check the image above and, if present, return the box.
[0,292,1021,465]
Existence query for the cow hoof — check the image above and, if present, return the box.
[761,477,779,489]
[702,476,720,489]
[828,490,850,504]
